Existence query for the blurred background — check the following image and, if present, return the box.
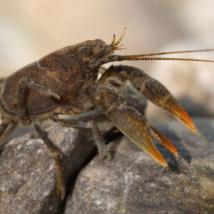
[0,0,214,121]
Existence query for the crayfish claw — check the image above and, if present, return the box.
[151,126,179,158]
[142,77,198,133]
[166,101,198,133]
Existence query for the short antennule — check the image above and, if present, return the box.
[111,28,127,51]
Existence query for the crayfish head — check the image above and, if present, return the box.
[77,39,114,69]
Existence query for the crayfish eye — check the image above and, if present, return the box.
[78,46,92,57]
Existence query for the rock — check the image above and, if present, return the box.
[0,125,95,214]
[65,118,214,214]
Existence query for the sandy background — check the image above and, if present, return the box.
[0,0,214,119]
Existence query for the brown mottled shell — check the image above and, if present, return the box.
[1,48,86,115]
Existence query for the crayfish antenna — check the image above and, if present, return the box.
[110,47,214,63]
[120,48,214,57]
[111,56,214,63]
[111,28,127,51]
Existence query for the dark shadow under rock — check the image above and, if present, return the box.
[0,125,95,214]
[65,118,214,214]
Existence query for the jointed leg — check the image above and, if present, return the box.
[52,110,110,160]
[89,121,110,160]
[0,122,9,137]
[34,123,65,199]
[0,122,17,152]
[52,108,105,129]
[16,78,65,198]
[0,119,66,198]
[17,77,60,125]
[54,108,106,123]
[53,118,91,129]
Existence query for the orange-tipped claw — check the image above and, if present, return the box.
[141,135,168,167]
[96,73,169,168]
[106,106,169,167]
[169,103,198,133]
[151,126,179,158]
[140,77,198,133]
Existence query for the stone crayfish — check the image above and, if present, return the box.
[1,31,214,198]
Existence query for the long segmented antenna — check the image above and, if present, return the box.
[110,55,214,63]
[126,48,214,57]
[110,28,214,63]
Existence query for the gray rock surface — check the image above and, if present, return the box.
[65,118,214,214]
[0,125,94,214]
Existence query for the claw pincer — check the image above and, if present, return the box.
[95,65,197,167]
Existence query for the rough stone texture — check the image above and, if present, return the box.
[65,118,214,214]
[0,125,94,214]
